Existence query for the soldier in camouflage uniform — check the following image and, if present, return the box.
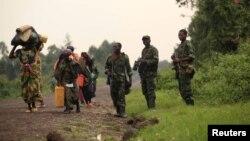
[105,42,132,118]
[55,49,80,114]
[171,29,195,105]
[134,35,159,109]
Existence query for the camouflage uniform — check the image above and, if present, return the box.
[139,45,159,109]
[57,57,79,112]
[174,40,195,105]
[91,65,99,97]
[105,53,132,116]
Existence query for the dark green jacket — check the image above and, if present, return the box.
[139,45,159,78]
[58,58,78,84]
[174,40,195,75]
[105,53,132,82]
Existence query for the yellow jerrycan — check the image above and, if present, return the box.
[54,86,65,107]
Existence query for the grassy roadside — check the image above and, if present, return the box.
[126,88,250,141]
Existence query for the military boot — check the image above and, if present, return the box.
[148,98,155,109]
[119,107,127,118]
[64,107,71,114]
[76,101,80,113]
[185,98,194,106]
[114,107,120,117]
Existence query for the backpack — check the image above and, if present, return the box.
[54,65,62,82]
[71,61,80,80]
[54,60,79,82]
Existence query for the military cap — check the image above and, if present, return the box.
[142,35,150,40]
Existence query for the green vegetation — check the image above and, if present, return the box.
[126,89,250,141]
[128,35,250,140]
[193,49,250,104]
[182,0,250,63]
[0,75,20,98]
[130,0,250,136]
[156,66,178,91]
[170,0,250,105]
[157,41,250,105]
[88,40,114,77]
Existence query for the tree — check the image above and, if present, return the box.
[177,0,250,64]
[176,0,196,8]
[0,41,19,80]
[0,42,9,75]
[0,42,9,57]
[87,40,113,77]
[88,45,98,58]
[88,40,113,65]
[42,44,62,74]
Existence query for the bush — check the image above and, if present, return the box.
[193,42,250,104]
[41,74,55,93]
[0,75,20,98]
[157,41,250,104]
[156,67,178,91]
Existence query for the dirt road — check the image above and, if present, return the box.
[0,83,131,141]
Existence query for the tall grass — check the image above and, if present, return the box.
[0,75,20,98]
[126,88,250,141]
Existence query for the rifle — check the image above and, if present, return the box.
[132,57,141,71]
[106,75,111,85]
[105,70,111,85]
[171,51,180,79]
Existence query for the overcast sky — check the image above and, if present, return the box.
[0,0,194,62]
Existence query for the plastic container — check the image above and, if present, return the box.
[54,86,65,107]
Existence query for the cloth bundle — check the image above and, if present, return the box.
[11,25,47,49]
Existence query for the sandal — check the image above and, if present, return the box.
[31,108,38,112]
[38,104,46,108]
[25,109,31,113]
